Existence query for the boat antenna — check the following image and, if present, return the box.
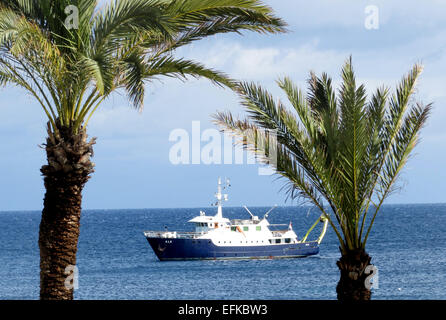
[243,206,259,221]
[223,177,231,189]
[243,205,254,218]
[264,204,277,219]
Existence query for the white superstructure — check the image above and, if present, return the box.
[185,177,299,246]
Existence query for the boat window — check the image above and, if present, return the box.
[231,227,237,232]
[243,226,249,232]
[275,239,281,244]
[256,226,261,231]
[285,238,291,243]
[269,240,272,244]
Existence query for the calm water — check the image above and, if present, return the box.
[1,204,445,300]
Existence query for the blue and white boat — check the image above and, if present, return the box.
[144,178,328,261]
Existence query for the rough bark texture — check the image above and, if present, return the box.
[39,122,95,300]
[336,249,373,301]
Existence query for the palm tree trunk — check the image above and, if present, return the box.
[39,122,95,300]
[336,249,372,301]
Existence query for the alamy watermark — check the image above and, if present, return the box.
[365,265,379,290]
[168,121,277,176]
[64,5,79,30]
[364,5,379,30]
[64,265,79,291]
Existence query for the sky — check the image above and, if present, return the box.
[0,0,446,211]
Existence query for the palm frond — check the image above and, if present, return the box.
[214,59,431,254]
[0,0,286,134]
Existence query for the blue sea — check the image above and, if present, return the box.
[1,204,445,300]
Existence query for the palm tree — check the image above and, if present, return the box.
[0,0,286,300]
[214,57,431,300]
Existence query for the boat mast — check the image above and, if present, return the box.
[215,177,228,218]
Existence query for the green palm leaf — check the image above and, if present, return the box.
[0,0,286,133]
[214,58,431,254]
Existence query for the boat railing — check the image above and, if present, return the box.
[231,219,260,225]
[144,231,203,239]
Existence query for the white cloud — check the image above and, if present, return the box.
[180,40,348,82]
[266,0,446,29]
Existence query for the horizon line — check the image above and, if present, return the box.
[1,202,446,213]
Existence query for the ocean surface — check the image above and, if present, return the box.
[1,204,445,300]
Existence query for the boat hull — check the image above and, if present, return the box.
[145,237,319,261]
